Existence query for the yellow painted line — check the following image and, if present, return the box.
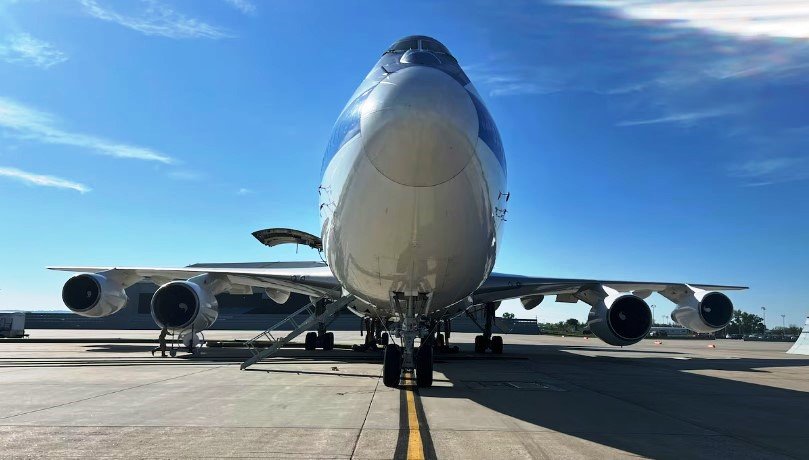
[403,372,424,460]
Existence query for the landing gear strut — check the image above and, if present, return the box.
[475,302,504,354]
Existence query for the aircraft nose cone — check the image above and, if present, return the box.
[361,66,478,187]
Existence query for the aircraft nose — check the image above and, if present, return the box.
[361,66,478,187]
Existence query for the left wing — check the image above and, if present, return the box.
[473,273,747,305]
[49,262,341,299]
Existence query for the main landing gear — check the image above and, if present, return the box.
[352,317,389,352]
[304,300,334,351]
[304,330,334,350]
[474,302,504,354]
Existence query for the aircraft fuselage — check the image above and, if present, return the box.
[319,36,507,319]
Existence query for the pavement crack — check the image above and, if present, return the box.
[349,367,381,459]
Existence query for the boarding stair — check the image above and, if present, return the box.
[240,294,356,370]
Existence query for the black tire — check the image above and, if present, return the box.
[474,335,487,353]
[323,332,334,351]
[305,331,317,351]
[416,345,434,388]
[436,333,445,348]
[383,344,401,388]
[380,332,389,346]
[490,336,504,354]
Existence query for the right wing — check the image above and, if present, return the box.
[473,273,747,305]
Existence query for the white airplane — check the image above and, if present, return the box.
[51,36,745,388]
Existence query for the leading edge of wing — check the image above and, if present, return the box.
[47,264,341,298]
[474,273,747,303]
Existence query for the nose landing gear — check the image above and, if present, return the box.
[381,292,436,389]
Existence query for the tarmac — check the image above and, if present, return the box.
[1,330,808,459]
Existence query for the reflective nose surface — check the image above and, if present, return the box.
[361,66,478,187]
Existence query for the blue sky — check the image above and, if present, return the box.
[0,0,807,327]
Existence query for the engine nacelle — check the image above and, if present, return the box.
[671,290,733,333]
[62,273,128,317]
[151,275,223,333]
[587,294,652,346]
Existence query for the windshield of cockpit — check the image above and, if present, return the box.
[385,38,457,63]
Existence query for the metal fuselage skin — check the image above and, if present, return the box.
[319,37,507,319]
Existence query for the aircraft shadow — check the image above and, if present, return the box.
[425,342,809,459]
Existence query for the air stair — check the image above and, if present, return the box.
[240,294,356,370]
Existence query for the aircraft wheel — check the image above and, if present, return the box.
[416,345,434,388]
[380,332,389,346]
[322,332,335,351]
[474,335,487,353]
[490,336,504,354]
[305,331,317,350]
[436,333,445,348]
[383,344,401,388]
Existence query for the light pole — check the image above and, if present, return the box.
[782,314,786,338]
[651,304,656,325]
[661,315,667,326]
[762,306,767,332]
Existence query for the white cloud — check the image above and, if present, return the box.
[0,166,90,193]
[236,187,253,195]
[0,97,174,163]
[465,63,566,97]
[0,33,68,68]
[728,157,809,186]
[224,0,256,15]
[563,0,809,39]
[617,109,732,126]
[80,0,232,39]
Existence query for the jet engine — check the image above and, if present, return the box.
[671,290,733,333]
[151,274,226,333]
[62,273,128,317]
[587,294,652,346]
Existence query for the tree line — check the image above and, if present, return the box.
[537,309,803,336]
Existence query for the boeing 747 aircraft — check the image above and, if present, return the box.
[51,36,745,388]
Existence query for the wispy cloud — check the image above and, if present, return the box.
[563,0,809,39]
[223,0,256,15]
[0,33,68,68]
[0,97,174,163]
[465,63,568,97]
[728,157,809,186]
[236,187,253,195]
[0,166,90,193]
[80,0,232,39]
[617,109,733,126]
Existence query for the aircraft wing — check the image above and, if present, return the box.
[48,262,341,299]
[472,273,747,305]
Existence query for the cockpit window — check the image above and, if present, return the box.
[389,39,419,52]
[420,39,450,55]
[385,37,456,62]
